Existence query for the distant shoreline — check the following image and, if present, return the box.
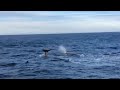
[0,32,120,36]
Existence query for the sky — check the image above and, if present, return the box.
[0,11,120,35]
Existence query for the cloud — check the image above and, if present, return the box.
[0,11,120,35]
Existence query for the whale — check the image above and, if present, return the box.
[42,48,53,57]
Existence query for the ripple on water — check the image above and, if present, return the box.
[33,69,52,74]
[11,54,28,58]
[0,74,11,78]
[0,63,17,67]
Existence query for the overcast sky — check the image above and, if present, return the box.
[0,11,120,35]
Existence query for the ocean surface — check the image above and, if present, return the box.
[0,32,120,79]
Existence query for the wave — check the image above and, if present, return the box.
[0,62,17,67]
[1,44,18,48]
[97,46,118,50]
[0,74,11,78]
[11,54,28,57]
[33,69,52,74]
[103,52,120,56]
[0,52,9,55]
[68,58,81,64]
[23,50,36,53]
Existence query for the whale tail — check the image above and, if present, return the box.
[42,48,53,57]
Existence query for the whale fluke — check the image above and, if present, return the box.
[42,48,53,57]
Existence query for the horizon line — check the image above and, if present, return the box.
[0,31,120,36]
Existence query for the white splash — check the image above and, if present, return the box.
[80,54,85,57]
[68,58,81,64]
[39,54,44,57]
[58,45,67,54]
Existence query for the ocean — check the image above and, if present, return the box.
[0,32,120,79]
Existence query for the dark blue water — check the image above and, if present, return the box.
[0,32,120,79]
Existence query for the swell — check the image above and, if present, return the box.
[10,54,28,58]
[0,62,17,67]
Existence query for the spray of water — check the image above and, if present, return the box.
[58,45,67,54]
[39,54,44,57]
